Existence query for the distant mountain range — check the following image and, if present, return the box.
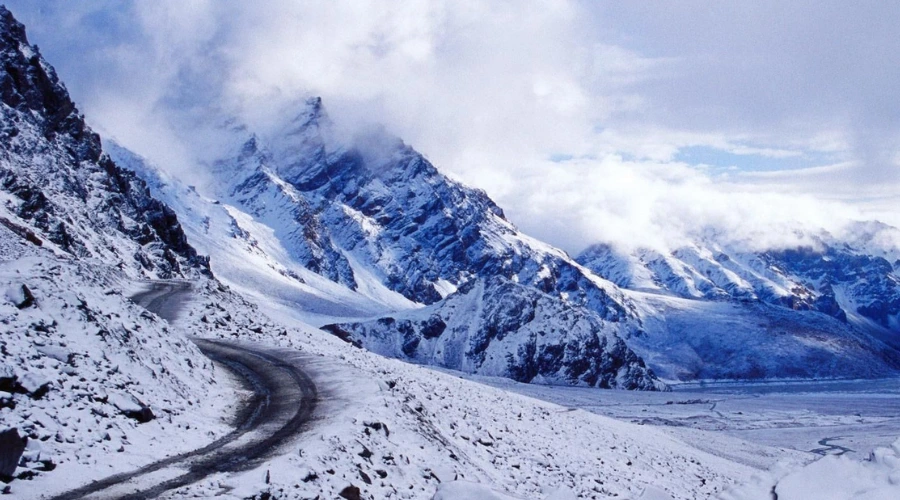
[578,229,900,380]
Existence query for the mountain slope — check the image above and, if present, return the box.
[0,7,208,279]
[262,102,632,321]
[0,6,232,489]
[324,276,660,389]
[578,229,900,332]
[108,141,420,321]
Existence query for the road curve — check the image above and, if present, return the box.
[128,281,192,323]
[47,283,318,500]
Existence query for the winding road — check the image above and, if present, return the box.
[48,282,318,499]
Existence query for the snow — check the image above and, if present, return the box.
[621,289,900,381]
[0,246,239,498]
[3,135,897,500]
[157,315,755,499]
[107,392,146,414]
[3,7,900,497]
[97,104,900,498]
[153,290,900,499]
[432,481,525,499]
[721,439,900,500]
[109,141,420,323]
[4,283,29,306]
[578,231,900,382]
[432,278,458,298]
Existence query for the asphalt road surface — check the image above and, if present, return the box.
[48,282,318,499]
[128,281,192,323]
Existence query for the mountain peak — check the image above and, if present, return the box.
[285,96,328,136]
[0,6,25,45]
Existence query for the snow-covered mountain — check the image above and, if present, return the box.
[112,99,663,390]
[324,275,659,389]
[112,90,900,386]
[108,140,409,321]
[5,6,900,499]
[578,228,900,380]
[578,228,900,332]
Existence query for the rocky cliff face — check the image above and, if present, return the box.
[0,6,208,279]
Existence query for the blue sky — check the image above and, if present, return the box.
[673,147,839,174]
[5,1,899,251]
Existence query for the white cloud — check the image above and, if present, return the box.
[6,0,899,254]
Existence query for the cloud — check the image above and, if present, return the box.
[5,1,898,254]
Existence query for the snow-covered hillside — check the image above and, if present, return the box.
[0,6,231,489]
[168,319,757,500]
[0,224,234,492]
[0,8,207,280]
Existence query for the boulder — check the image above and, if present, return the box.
[108,392,155,423]
[4,284,34,309]
[0,428,26,482]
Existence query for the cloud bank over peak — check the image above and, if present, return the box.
[7,0,899,254]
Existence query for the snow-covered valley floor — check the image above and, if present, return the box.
[164,314,757,499]
[466,375,900,464]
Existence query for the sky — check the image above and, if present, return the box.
[6,0,900,253]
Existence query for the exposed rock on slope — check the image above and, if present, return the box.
[0,6,208,279]
[325,276,662,390]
